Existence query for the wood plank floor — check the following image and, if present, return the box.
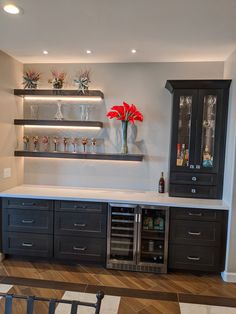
[0,257,235,313]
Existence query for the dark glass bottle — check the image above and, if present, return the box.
[158,172,165,193]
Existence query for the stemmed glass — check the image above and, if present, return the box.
[82,137,88,153]
[42,136,50,151]
[53,137,59,152]
[23,136,30,151]
[71,137,78,153]
[32,136,39,151]
[91,138,96,154]
[63,137,69,152]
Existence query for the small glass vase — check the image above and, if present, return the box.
[121,121,128,154]
[55,101,64,120]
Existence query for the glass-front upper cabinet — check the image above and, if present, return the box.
[171,89,198,171]
[166,80,231,199]
[195,89,223,173]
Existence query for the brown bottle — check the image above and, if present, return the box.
[158,172,165,193]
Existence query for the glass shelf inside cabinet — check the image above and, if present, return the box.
[140,208,166,264]
[176,96,192,168]
[110,206,136,261]
[201,95,217,168]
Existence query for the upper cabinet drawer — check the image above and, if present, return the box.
[55,200,107,213]
[169,184,217,199]
[170,172,217,186]
[3,198,53,210]
[170,207,222,222]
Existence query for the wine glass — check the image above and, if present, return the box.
[82,137,88,153]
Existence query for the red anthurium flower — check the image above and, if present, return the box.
[107,101,143,124]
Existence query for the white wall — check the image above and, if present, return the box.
[0,51,23,191]
[223,50,236,278]
[22,62,224,190]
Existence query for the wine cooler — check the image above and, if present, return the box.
[106,204,169,273]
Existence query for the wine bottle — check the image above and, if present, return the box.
[158,172,165,193]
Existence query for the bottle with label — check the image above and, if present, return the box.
[176,143,182,166]
[180,144,186,166]
[158,172,165,193]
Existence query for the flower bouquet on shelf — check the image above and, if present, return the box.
[23,70,41,89]
[107,101,143,154]
[74,70,91,94]
[48,70,66,89]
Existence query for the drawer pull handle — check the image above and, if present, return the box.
[74,223,86,227]
[196,165,201,169]
[187,256,200,261]
[73,246,87,251]
[191,176,197,181]
[191,188,197,194]
[188,212,202,217]
[188,231,201,236]
[22,202,36,206]
[22,219,34,224]
[22,242,33,247]
[74,205,87,209]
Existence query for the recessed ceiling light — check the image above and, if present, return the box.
[43,50,49,55]
[131,49,137,54]
[86,50,92,54]
[3,4,22,14]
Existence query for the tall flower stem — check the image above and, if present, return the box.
[121,121,128,154]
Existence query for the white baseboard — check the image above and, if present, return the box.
[221,271,236,282]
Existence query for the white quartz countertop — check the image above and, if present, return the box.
[0,184,229,210]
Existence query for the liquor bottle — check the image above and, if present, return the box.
[176,143,182,166]
[158,172,165,193]
[180,144,186,166]
[185,149,189,167]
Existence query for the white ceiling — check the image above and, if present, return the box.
[0,0,236,63]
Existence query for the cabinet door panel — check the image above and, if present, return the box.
[195,89,223,173]
[170,89,198,172]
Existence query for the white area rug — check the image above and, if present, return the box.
[55,291,120,314]
[180,303,236,314]
[0,284,13,294]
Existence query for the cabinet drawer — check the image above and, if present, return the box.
[170,220,221,246]
[170,172,217,186]
[168,244,221,272]
[3,232,53,257]
[169,184,217,198]
[55,200,107,213]
[54,236,106,263]
[3,198,53,210]
[54,211,106,237]
[3,209,53,234]
[170,207,222,221]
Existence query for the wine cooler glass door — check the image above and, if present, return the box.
[107,204,138,265]
[137,206,169,268]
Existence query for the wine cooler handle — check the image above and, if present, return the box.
[138,213,141,223]
[135,213,138,223]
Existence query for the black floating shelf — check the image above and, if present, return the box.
[14,151,144,161]
[14,119,103,128]
[14,89,104,99]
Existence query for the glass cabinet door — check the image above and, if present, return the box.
[108,204,137,264]
[196,89,223,172]
[137,207,168,266]
[171,90,198,171]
